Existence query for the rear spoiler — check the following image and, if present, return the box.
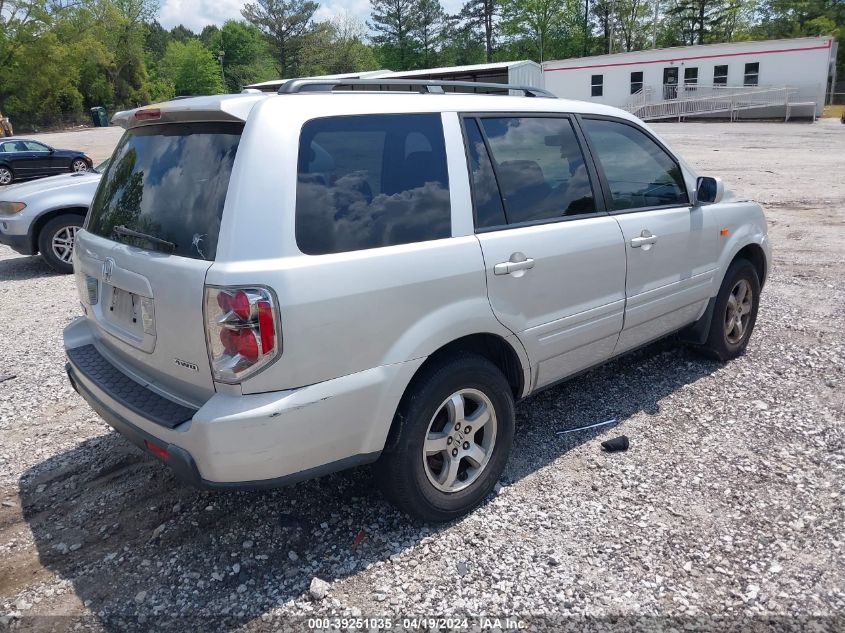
[111,94,267,129]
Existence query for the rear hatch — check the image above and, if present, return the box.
[73,120,243,405]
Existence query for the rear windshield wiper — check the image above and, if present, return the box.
[112,225,176,253]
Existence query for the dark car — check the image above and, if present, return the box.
[0,138,92,185]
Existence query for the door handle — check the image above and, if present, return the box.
[630,230,658,249]
[494,254,535,276]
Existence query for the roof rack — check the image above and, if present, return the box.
[277,78,556,98]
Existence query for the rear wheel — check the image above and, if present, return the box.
[699,258,760,361]
[38,214,84,273]
[377,354,515,522]
[71,159,88,173]
[0,165,12,185]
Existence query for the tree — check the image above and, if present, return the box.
[199,24,220,48]
[615,0,653,52]
[457,0,497,62]
[591,0,616,54]
[663,0,736,46]
[208,20,276,91]
[368,0,418,70]
[169,24,196,42]
[241,0,319,78]
[299,14,379,75]
[501,0,566,62]
[160,39,224,95]
[439,18,486,66]
[145,20,171,58]
[413,0,446,68]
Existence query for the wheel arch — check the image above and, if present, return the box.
[29,206,88,254]
[380,332,528,452]
[732,242,767,287]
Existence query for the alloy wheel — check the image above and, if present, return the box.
[422,389,497,493]
[724,278,753,345]
[0,168,11,185]
[72,160,88,173]
[52,225,79,264]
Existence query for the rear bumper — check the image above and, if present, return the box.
[64,317,422,487]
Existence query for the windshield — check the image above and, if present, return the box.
[94,158,110,173]
[86,122,243,260]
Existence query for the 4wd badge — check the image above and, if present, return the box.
[173,358,199,372]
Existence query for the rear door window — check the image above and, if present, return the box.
[86,122,242,261]
[295,114,451,255]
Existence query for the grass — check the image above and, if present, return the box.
[822,104,845,119]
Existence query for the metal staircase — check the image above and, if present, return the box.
[623,84,817,121]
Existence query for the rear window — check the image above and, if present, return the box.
[295,114,451,255]
[86,122,242,260]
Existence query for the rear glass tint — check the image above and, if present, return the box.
[86,122,242,260]
[295,114,451,255]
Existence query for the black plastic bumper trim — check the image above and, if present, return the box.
[66,344,196,429]
[65,361,381,490]
[0,231,33,255]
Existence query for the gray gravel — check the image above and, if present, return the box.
[1,120,844,631]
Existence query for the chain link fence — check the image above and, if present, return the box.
[829,81,845,105]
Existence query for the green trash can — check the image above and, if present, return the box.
[89,107,108,127]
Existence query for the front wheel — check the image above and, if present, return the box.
[376,354,515,522]
[699,258,761,361]
[0,165,13,185]
[71,159,88,173]
[38,215,84,273]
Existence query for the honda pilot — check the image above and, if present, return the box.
[64,81,770,521]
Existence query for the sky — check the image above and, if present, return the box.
[158,0,466,34]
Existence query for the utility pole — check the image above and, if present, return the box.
[583,0,590,57]
[651,0,660,48]
[218,50,226,91]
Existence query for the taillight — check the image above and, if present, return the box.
[204,286,281,382]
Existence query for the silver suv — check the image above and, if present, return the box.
[64,81,770,521]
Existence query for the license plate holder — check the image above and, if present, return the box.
[105,286,146,334]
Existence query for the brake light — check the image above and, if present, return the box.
[204,286,281,382]
[135,108,161,120]
[145,440,169,461]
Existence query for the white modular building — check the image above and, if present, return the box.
[385,60,543,92]
[542,37,838,120]
[244,61,544,95]
[245,38,838,120]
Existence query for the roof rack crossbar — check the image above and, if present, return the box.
[277,78,555,98]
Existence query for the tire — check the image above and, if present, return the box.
[699,258,761,361]
[71,158,88,173]
[376,353,515,522]
[0,165,13,185]
[38,214,84,274]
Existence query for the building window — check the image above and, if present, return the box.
[591,74,603,97]
[744,62,759,86]
[684,67,698,85]
[714,65,728,85]
[630,71,644,94]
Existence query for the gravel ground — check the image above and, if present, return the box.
[1,120,844,631]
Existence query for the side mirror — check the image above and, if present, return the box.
[695,176,723,205]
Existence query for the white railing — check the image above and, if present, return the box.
[623,86,654,111]
[623,84,816,121]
